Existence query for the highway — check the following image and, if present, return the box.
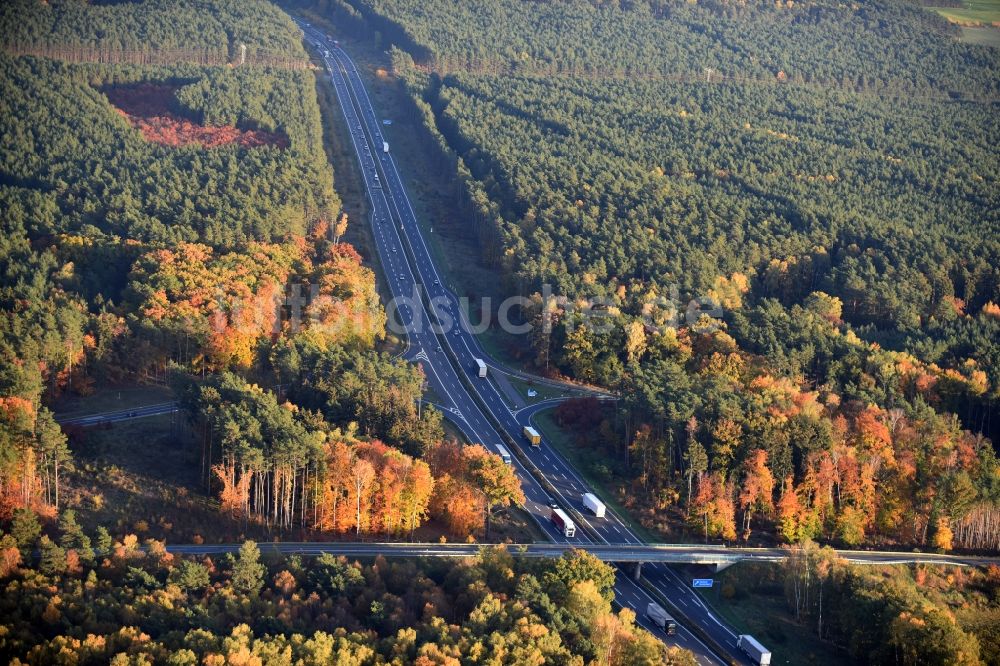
[297,20,737,665]
[165,540,1000,568]
[55,402,178,426]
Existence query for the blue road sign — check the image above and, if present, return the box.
[692,578,714,588]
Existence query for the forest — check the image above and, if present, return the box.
[757,541,1000,665]
[0,50,343,415]
[0,0,305,63]
[336,0,1000,96]
[0,0,997,661]
[0,0,529,551]
[174,370,521,538]
[303,0,1000,551]
[0,530,695,665]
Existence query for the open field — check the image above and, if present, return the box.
[960,24,1000,45]
[926,0,1000,44]
[63,413,234,543]
[930,0,1000,25]
[104,83,289,148]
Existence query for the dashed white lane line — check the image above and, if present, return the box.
[320,37,730,664]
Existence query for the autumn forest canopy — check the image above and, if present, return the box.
[290,0,1000,551]
[0,0,999,662]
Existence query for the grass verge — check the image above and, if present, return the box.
[695,562,851,666]
[505,374,566,402]
[929,0,1000,24]
[958,24,1000,45]
[532,408,659,543]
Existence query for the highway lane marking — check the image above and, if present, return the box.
[327,55,484,444]
[318,35,733,664]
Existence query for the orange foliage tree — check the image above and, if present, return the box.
[426,440,523,538]
[129,238,385,372]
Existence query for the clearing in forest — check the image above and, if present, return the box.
[929,0,1000,25]
[103,82,289,149]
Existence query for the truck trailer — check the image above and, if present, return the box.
[645,603,677,635]
[582,492,606,518]
[523,426,541,447]
[475,358,487,378]
[737,635,772,666]
[550,508,576,537]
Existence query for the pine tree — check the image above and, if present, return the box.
[10,509,41,556]
[230,540,266,596]
[38,535,67,576]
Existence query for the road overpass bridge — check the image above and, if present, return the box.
[165,541,1000,572]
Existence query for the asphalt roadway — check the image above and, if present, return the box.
[168,540,1000,568]
[64,20,993,666]
[296,23,752,664]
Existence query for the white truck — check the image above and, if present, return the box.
[475,358,487,378]
[645,603,677,635]
[382,140,390,153]
[495,444,512,466]
[582,492,606,518]
[550,508,576,537]
[737,635,772,666]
